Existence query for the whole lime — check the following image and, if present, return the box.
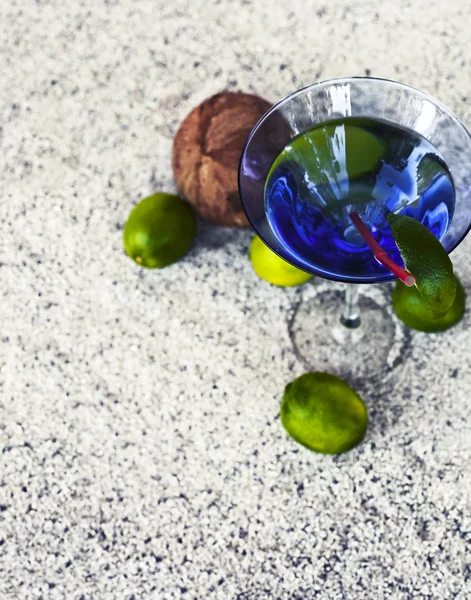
[281,372,368,454]
[123,193,196,268]
[392,276,465,332]
[249,235,312,287]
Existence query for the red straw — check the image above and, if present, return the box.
[349,212,416,287]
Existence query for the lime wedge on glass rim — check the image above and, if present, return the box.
[387,213,456,319]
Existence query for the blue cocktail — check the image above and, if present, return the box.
[265,117,454,281]
[239,78,471,378]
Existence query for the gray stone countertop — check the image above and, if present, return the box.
[1,0,471,598]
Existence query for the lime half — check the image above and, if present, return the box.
[393,275,465,332]
[281,372,368,454]
[123,193,196,269]
[249,235,312,287]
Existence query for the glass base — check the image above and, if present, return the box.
[289,283,411,385]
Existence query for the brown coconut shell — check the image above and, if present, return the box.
[172,91,271,228]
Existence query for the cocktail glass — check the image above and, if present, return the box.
[238,77,471,381]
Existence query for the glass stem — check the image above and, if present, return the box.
[340,284,361,329]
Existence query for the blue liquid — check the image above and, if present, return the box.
[265,117,455,280]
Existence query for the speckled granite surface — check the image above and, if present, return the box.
[2,1,471,598]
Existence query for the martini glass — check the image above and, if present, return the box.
[239,77,471,382]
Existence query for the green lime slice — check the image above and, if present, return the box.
[281,372,368,454]
[123,193,196,269]
[249,235,312,287]
[387,213,456,319]
[393,275,465,332]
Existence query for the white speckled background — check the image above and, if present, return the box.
[2,1,471,598]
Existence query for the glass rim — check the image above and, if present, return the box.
[238,76,471,283]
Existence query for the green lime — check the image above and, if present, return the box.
[123,193,196,268]
[388,213,456,319]
[393,275,465,332]
[249,235,312,287]
[281,372,368,455]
